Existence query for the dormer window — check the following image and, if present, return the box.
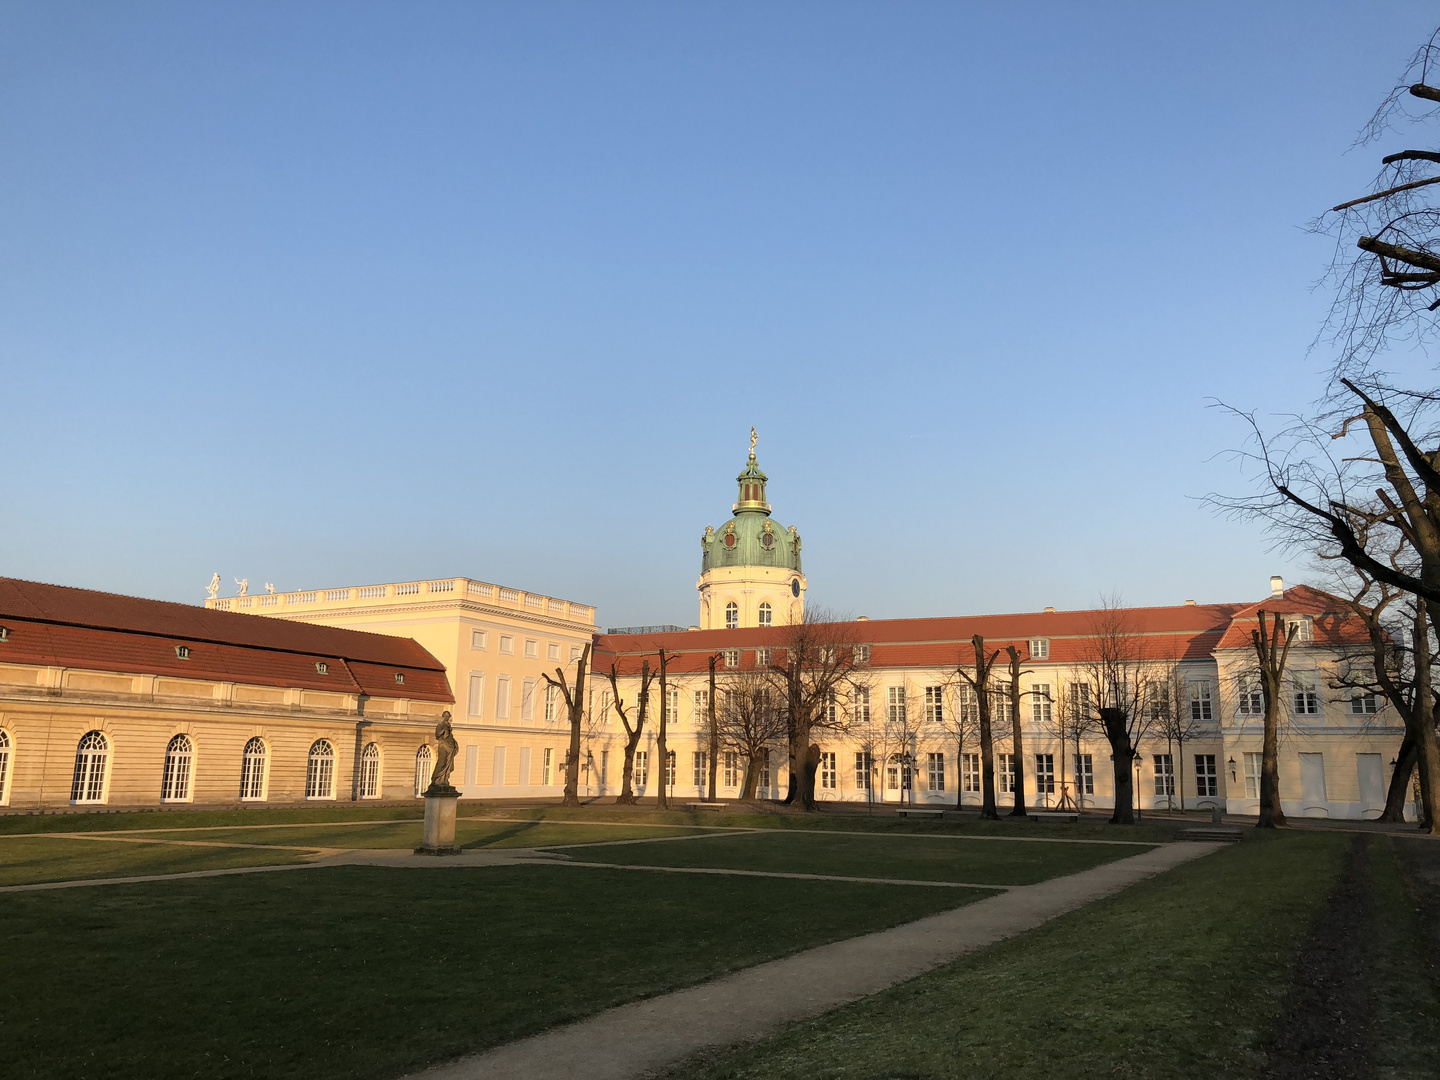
[756,647,772,667]
[854,644,871,665]
[174,645,190,659]
[315,662,329,675]
[394,673,405,685]
[1029,638,1050,660]
[1293,616,1314,643]
[723,649,740,669]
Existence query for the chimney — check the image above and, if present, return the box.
[1043,606,1056,613]
[1185,599,1196,606]
[1270,575,1284,599]
[856,615,870,622]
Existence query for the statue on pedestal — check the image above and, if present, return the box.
[425,712,460,796]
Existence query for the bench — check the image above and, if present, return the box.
[1029,811,1079,823]
[895,807,945,818]
[686,802,728,812]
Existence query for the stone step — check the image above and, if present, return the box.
[1180,827,1245,842]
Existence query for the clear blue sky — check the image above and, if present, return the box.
[2,2,1434,627]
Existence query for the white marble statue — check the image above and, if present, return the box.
[234,578,249,597]
[206,573,221,600]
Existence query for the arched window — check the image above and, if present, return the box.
[71,731,109,804]
[414,744,433,797]
[161,734,194,802]
[757,602,772,627]
[725,601,739,630]
[239,738,268,801]
[359,743,381,799]
[306,739,335,799]
[0,729,10,806]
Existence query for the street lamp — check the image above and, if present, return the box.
[1228,756,1237,783]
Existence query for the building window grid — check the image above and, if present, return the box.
[161,734,194,802]
[997,753,1016,794]
[665,750,677,787]
[1245,752,1263,798]
[1235,675,1265,717]
[1031,684,1053,725]
[820,751,837,789]
[1153,754,1175,797]
[359,743,381,798]
[306,740,336,800]
[923,686,944,724]
[725,602,739,630]
[1034,753,1054,795]
[693,751,707,787]
[927,751,946,792]
[961,752,980,793]
[855,751,873,790]
[0,729,10,805]
[544,684,560,723]
[724,649,740,669]
[634,750,649,788]
[1029,638,1050,659]
[1189,679,1213,721]
[1195,754,1219,798]
[71,731,109,804]
[853,685,871,723]
[1350,690,1380,715]
[542,748,553,786]
[240,738,268,800]
[1292,674,1320,716]
[413,745,433,797]
[1075,754,1094,796]
[758,602,773,627]
[723,751,740,788]
[887,686,907,725]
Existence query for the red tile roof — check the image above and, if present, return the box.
[0,578,453,702]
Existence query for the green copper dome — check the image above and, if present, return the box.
[700,451,803,574]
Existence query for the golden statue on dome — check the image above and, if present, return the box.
[749,426,758,461]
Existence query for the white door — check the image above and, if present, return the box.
[1298,753,1328,816]
[1357,754,1384,816]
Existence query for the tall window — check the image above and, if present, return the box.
[888,686,907,725]
[71,731,109,804]
[997,753,1016,794]
[927,751,946,791]
[1189,679,1213,721]
[306,740,335,800]
[723,751,740,788]
[1291,674,1320,716]
[855,751,873,790]
[693,751,707,787]
[521,678,537,722]
[1195,754,1218,798]
[962,752,980,793]
[757,602,772,627]
[496,676,511,719]
[958,685,978,724]
[824,688,839,724]
[694,689,709,722]
[725,601,739,630]
[992,691,1014,726]
[240,738,268,800]
[544,684,560,723]
[1235,675,1264,717]
[161,734,194,802]
[1153,754,1175,797]
[359,743,381,798]
[1031,685,1052,725]
[0,729,10,805]
[853,685,871,723]
[1350,690,1380,715]
[758,752,772,792]
[924,686,944,724]
[542,747,554,786]
[633,750,649,787]
[414,745,434,795]
[666,687,680,724]
[467,673,485,718]
[665,750,677,787]
[1075,754,1094,796]
[1245,752,1263,798]
[1034,753,1054,795]
[820,751,837,789]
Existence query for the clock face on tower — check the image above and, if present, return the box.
[791,579,801,598]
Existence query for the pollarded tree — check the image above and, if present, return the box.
[956,635,1003,820]
[1002,645,1032,818]
[770,607,863,811]
[606,658,656,806]
[540,644,591,808]
[655,648,673,811]
[1252,611,1299,829]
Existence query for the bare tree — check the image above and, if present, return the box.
[771,608,862,811]
[1252,611,1299,828]
[707,653,720,801]
[655,648,672,811]
[716,670,789,800]
[606,659,656,806]
[1149,663,1206,813]
[933,675,980,809]
[956,635,1003,820]
[541,644,591,808]
[1002,645,1032,817]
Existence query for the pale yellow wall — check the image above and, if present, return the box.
[697,565,806,630]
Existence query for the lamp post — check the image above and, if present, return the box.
[1133,751,1143,823]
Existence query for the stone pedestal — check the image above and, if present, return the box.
[415,785,462,855]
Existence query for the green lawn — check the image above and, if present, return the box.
[124,819,717,851]
[552,830,1149,885]
[0,804,425,834]
[660,833,1362,1080]
[0,835,315,885]
[1,865,986,1080]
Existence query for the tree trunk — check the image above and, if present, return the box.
[1411,606,1440,835]
[1254,611,1294,830]
[972,637,999,821]
[1175,733,1185,813]
[1380,730,1417,823]
[740,753,763,800]
[1102,708,1135,825]
[655,650,670,811]
[614,660,649,806]
[560,647,590,807]
[707,656,719,801]
[1005,647,1028,817]
[801,742,821,809]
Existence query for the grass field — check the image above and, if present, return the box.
[659,832,1440,1080]
[0,834,316,886]
[1,864,988,1080]
[553,830,1150,884]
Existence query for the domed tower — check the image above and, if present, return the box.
[697,430,807,630]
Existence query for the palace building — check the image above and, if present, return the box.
[0,442,1413,818]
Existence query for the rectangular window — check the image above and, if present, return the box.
[1034,753,1054,794]
[888,686,907,725]
[1154,754,1175,796]
[694,689,710,721]
[758,752,772,791]
[724,751,740,788]
[854,644,871,665]
[666,686,680,725]
[1075,754,1094,795]
[524,639,538,659]
[544,684,559,723]
[499,635,514,655]
[1245,752,1262,798]
[855,751,873,790]
[570,645,582,661]
[542,747,553,785]
[547,642,560,662]
[495,676,511,719]
[467,673,485,718]
[724,649,740,669]
[464,744,478,788]
[853,685,871,723]
[693,751,706,787]
[958,684,978,724]
[1031,684,1052,726]
[665,750,676,787]
[600,749,609,788]
[756,646,772,667]
[521,678,536,722]
[1195,754,1218,798]
[1189,679,1213,721]
[924,686,944,724]
[1069,683,1092,721]
[1029,638,1050,659]
[824,688,839,724]
[1350,689,1380,715]
[471,629,487,650]
[998,753,1016,793]
[1295,615,1314,643]
[634,750,648,787]
[992,691,1014,726]
[962,752,980,792]
[927,751,946,791]
[820,751,837,789]
[1236,675,1264,717]
[886,761,900,790]
[598,690,612,727]
[1292,674,1320,716]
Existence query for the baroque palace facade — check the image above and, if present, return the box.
[0,445,1410,818]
